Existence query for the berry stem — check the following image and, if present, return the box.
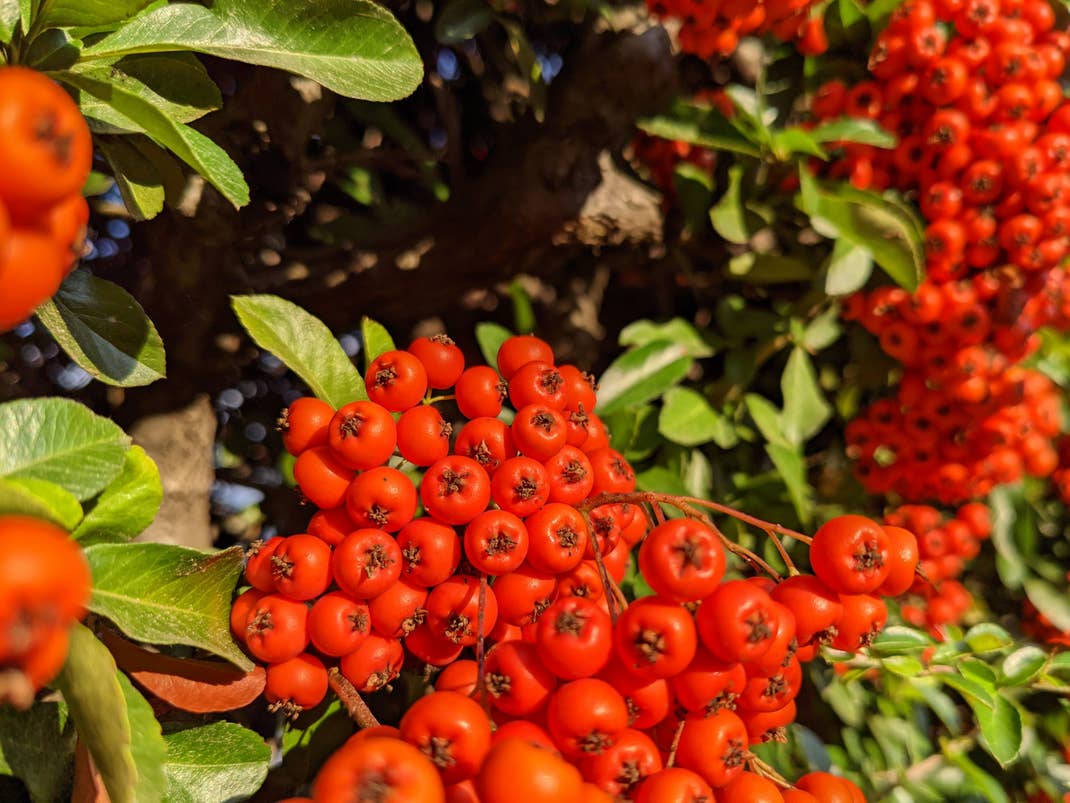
[426,394,456,405]
[475,574,490,713]
[666,719,686,768]
[327,668,381,729]
[580,508,627,623]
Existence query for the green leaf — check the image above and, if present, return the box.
[765,442,812,526]
[944,750,1010,803]
[595,341,692,416]
[99,137,166,220]
[38,0,156,26]
[637,102,761,158]
[0,0,18,43]
[727,253,812,285]
[964,623,1014,653]
[1000,646,1047,687]
[0,702,75,803]
[618,318,714,359]
[780,347,831,446]
[772,127,827,160]
[810,117,897,148]
[744,394,788,448]
[803,182,923,291]
[824,240,873,296]
[1024,578,1070,632]
[870,626,933,654]
[882,655,923,677]
[973,693,1022,767]
[0,477,83,530]
[434,0,494,44]
[163,722,270,803]
[37,270,167,387]
[0,398,130,500]
[673,162,715,233]
[73,446,162,544]
[25,27,81,71]
[361,317,396,373]
[940,673,996,710]
[56,69,249,208]
[658,387,729,448]
[990,485,1027,590]
[232,295,365,408]
[710,165,749,244]
[82,0,423,102]
[74,54,221,134]
[54,623,162,803]
[85,543,252,670]
[118,671,168,803]
[475,322,512,370]
[801,307,842,352]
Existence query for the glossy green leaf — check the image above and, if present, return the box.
[882,655,923,677]
[434,0,494,44]
[973,693,1022,767]
[801,307,842,352]
[37,270,167,387]
[0,477,83,530]
[637,103,761,158]
[475,322,512,370]
[38,0,155,26]
[964,622,1014,653]
[765,442,812,526]
[85,543,252,670]
[780,347,831,446]
[804,183,923,291]
[710,165,749,244]
[989,485,1027,590]
[727,253,812,285]
[232,295,365,408]
[74,53,221,135]
[0,702,75,803]
[773,128,826,160]
[361,317,396,373]
[618,318,714,359]
[810,117,897,148]
[99,137,166,220]
[870,626,933,654]
[82,0,423,102]
[658,387,728,448]
[1024,578,1070,632]
[673,162,714,233]
[744,394,788,448]
[163,722,270,803]
[940,673,996,710]
[1000,646,1047,687]
[57,69,249,208]
[54,623,162,803]
[119,671,168,803]
[0,0,19,43]
[0,398,129,500]
[596,341,692,416]
[825,240,873,296]
[73,446,162,544]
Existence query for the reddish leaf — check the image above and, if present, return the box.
[72,740,110,803]
[102,630,265,713]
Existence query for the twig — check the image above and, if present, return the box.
[666,719,686,767]
[582,510,625,623]
[327,668,380,729]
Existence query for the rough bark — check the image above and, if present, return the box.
[117,25,676,422]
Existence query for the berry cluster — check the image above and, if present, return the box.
[231,330,917,801]
[843,362,1061,503]
[303,511,913,801]
[809,1,1070,509]
[882,503,990,633]
[0,516,91,708]
[644,0,828,59]
[231,333,638,718]
[0,67,92,332]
